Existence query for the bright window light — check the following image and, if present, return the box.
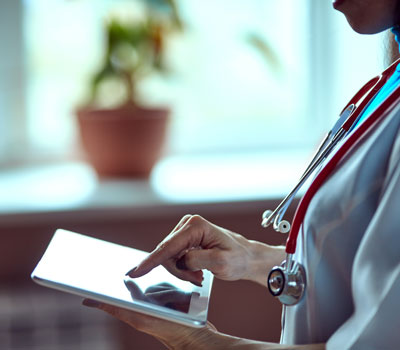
[23,0,312,158]
[0,0,385,163]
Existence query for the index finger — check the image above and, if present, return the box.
[126,239,191,278]
[126,216,206,278]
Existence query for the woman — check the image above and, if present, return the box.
[83,1,400,349]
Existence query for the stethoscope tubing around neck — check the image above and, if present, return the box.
[285,59,400,255]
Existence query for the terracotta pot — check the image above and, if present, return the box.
[76,104,169,178]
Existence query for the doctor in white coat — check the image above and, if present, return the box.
[83,1,400,349]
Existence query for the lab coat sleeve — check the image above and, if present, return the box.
[326,130,400,350]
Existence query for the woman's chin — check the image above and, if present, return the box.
[346,18,392,35]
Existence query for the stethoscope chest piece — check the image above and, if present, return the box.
[267,256,306,306]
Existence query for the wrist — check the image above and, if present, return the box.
[171,326,235,350]
[183,329,254,350]
[244,241,285,288]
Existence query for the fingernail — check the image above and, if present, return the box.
[82,299,101,308]
[125,266,138,277]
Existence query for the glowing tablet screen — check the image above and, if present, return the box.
[31,229,213,327]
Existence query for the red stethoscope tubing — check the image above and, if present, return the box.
[286,59,400,254]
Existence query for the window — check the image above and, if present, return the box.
[0,0,386,165]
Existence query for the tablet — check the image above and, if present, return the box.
[31,229,213,328]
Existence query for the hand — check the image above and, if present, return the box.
[82,299,326,350]
[127,215,285,287]
[82,298,220,350]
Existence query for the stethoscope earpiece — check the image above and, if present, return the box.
[261,209,273,227]
[274,219,291,234]
[261,210,290,233]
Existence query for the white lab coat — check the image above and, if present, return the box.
[281,100,400,349]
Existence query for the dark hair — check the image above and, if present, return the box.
[386,31,400,66]
[388,3,400,65]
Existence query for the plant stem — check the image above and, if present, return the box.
[124,71,135,104]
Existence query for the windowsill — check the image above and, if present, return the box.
[0,151,311,217]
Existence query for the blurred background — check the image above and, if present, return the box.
[0,0,387,349]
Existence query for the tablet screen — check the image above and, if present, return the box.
[31,230,213,327]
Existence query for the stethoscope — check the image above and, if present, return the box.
[261,59,400,306]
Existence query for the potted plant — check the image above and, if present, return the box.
[76,0,182,177]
